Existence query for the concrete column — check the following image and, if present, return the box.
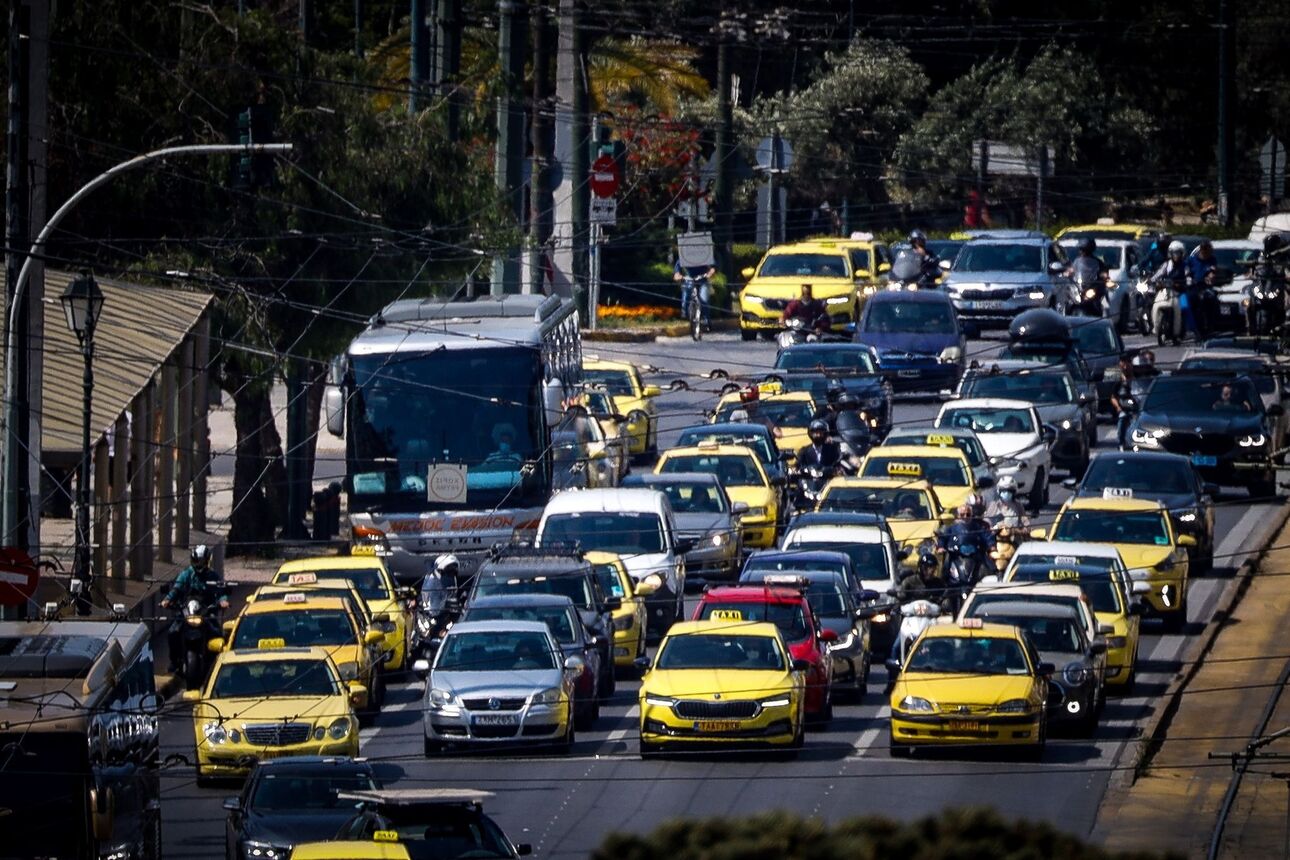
[92,438,109,578]
[129,385,150,580]
[175,337,194,549]
[192,315,211,532]
[110,413,128,579]
[157,359,176,563]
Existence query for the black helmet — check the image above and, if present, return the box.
[191,544,211,569]
[808,419,829,438]
[1077,237,1096,254]
[918,551,938,570]
[1264,234,1285,256]
[836,392,860,410]
[908,229,927,246]
[825,379,845,403]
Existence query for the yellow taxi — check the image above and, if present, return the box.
[582,356,661,457]
[810,235,889,296]
[273,554,412,670]
[291,837,411,860]
[857,444,985,513]
[711,385,816,455]
[1003,562,1142,690]
[816,477,948,564]
[888,619,1050,757]
[183,646,364,783]
[218,594,386,716]
[639,619,805,755]
[738,241,859,340]
[250,577,373,630]
[1037,497,1195,634]
[586,550,655,669]
[654,443,780,548]
[1055,223,1156,241]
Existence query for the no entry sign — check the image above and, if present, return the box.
[590,154,619,198]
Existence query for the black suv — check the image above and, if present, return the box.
[468,543,620,696]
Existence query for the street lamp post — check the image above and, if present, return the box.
[60,273,104,616]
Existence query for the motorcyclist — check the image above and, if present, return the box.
[832,391,873,456]
[896,551,943,604]
[1151,240,1188,344]
[781,284,831,333]
[1248,234,1288,333]
[1144,231,1174,271]
[674,258,717,331]
[937,503,996,557]
[907,229,941,287]
[811,380,848,431]
[1069,237,1109,313]
[984,475,1029,529]
[161,545,229,674]
[1187,240,1220,337]
[796,419,844,475]
[1110,354,1136,449]
[426,553,470,605]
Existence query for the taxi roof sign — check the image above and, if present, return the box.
[351,545,378,556]
[925,434,955,447]
[373,831,399,843]
[959,618,984,629]
[696,440,721,450]
[1049,568,1080,581]
[711,609,744,622]
[257,637,287,649]
[288,572,318,585]
[283,592,308,604]
[762,574,809,587]
[886,461,923,477]
[1103,487,1134,499]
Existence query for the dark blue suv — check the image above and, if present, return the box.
[855,290,966,394]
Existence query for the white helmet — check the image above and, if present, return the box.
[996,475,1017,493]
[1168,240,1186,255]
[434,553,459,574]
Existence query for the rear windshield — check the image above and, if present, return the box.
[861,455,968,487]
[463,606,577,644]
[232,610,356,649]
[696,601,809,643]
[1053,509,1170,546]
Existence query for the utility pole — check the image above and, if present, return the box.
[527,5,555,294]
[1217,0,1235,226]
[299,0,313,44]
[713,26,734,281]
[687,145,699,233]
[1035,144,1048,232]
[552,0,588,300]
[436,0,463,141]
[354,0,364,59]
[3,0,29,582]
[410,0,428,112]
[492,0,527,296]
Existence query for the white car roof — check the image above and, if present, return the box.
[782,524,888,545]
[940,397,1036,413]
[1012,541,1124,562]
[1212,238,1261,249]
[540,487,670,517]
[972,580,1085,599]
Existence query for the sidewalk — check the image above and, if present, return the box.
[1095,519,1290,857]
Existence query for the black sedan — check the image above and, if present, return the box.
[223,757,380,860]
[1066,451,1218,573]
[1126,374,1281,498]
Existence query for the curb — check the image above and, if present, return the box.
[1104,501,1290,797]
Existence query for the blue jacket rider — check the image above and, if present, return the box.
[161,544,229,673]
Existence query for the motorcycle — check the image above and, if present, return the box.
[1152,277,1185,346]
[411,576,465,667]
[941,533,986,616]
[1133,271,1156,334]
[179,598,223,690]
[790,463,832,513]
[887,248,935,290]
[1248,266,1286,337]
[883,598,942,684]
[776,317,821,350]
[1071,259,1108,317]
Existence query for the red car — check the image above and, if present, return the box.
[693,583,836,720]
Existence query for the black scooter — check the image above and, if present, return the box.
[178,598,223,690]
[1248,266,1286,337]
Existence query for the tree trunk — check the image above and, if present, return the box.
[301,366,327,517]
[260,387,289,536]
[227,384,278,554]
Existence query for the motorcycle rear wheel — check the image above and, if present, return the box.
[183,650,204,690]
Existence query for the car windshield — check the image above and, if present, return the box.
[656,633,787,670]
[819,487,934,520]
[277,567,389,601]
[210,659,338,699]
[785,538,890,584]
[676,429,776,465]
[348,348,546,510]
[696,602,809,643]
[463,606,577,644]
[1068,323,1119,360]
[962,372,1076,404]
[1082,457,1194,495]
[232,610,356,649]
[744,558,847,579]
[759,253,848,278]
[775,348,876,373]
[1061,244,1121,270]
[1053,510,1171,545]
[861,456,969,486]
[582,368,635,397]
[848,248,871,272]
[582,390,615,414]
[1213,247,1260,270]
[473,572,594,610]
[1179,360,1276,395]
[804,581,851,618]
[250,771,377,811]
[592,563,628,599]
[886,432,985,467]
[374,808,516,859]
[941,407,1034,435]
[739,399,814,428]
[541,511,665,554]
[905,636,1030,675]
[863,300,957,334]
[650,480,727,513]
[955,244,1044,273]
[1009,568,1122,613]
[659,453,764,488]
[1144,378,1262,414]
[981,615,1083,654]
[436,630,557,672]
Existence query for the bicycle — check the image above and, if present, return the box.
[682,276,707,342]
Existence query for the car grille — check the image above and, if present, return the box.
[674,700,759,719]
[760,298,789,311]
[1162,432,1233,457]
[462,697,527,712]
[959,287,1016,301]
[937,703,993,716]
[243,723,311,746]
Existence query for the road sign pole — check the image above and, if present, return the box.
[588,221,601,330]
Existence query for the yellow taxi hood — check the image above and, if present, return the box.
[645,668,792,700]
[886,519,939,546]
[745,277,853,298]
[774,430,809,454]
[195,696,349,724]
[724,485,774,510]
[1113,543,1177,574]
[894,672,1035,707]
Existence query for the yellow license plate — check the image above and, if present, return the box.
[696,720,741,732]
[952,721,982,732]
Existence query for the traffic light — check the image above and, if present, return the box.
[230,104,276,189]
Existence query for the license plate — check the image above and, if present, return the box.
[1191,455,1218,467]
[473,714,519,726]
[695,720,741,732]
[964,300,1004,310]
[1222,305,1236,315]
[951,720,982,732]
[897,369,920,378]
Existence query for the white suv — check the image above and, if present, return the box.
[936,397,1053,513]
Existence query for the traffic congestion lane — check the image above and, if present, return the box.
[156,332,1283,858]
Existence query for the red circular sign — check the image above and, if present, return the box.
[589,154,619,198]
[0,547,38,607]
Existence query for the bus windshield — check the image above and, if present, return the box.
[348,348,549,511]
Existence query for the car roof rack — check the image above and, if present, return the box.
[487,541,583,562]
[337,789,493,809]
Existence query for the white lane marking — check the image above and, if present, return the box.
[604,704,639,744]
[851,705,890,756]
[360,686,420,744]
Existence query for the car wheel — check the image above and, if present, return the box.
[1028,468,1047,516]
[1251,476,1278,499]
[575,699,596,732]
[423,736,445,757]
[889,733,912,758]
[560,723,576,753]
[1028,717,1048,761]
[639,739,662,758]
[1160,605,1187,635]
[1078,699,1099,737]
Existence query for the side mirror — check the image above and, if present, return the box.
[731,501,750,514]
[1037,661,1056,677]
[858,589,880,603]
[884,658,901,676]
[563,655,586,674]
[975,475,994,490]
[819,628,839,643]
[791,658,812,673]
[1089,639,1108,656]
[1061,477,1078,490]
[1030,527,1047,539]
[1131,581,1151,596]
[643,384,662,398]
[1077,393,1090,404]
[1097,622,1115,636]
[517,845,533,857]
[939,259,953,271]
[1128,602,1145,616]
[673,538,695,555]
[364,629,385,646]
[373,612,392,624]
[1048,260,1064,274]
[181,689,201,703]
[878,262,892,274]
[324,385,345,437]
[938,512,955,525]
[222,797,242,813]
[741,266,756,279]
[606,596,623,612]
[770,475,787,487]
[635,574,663,597]
[1177,534,1197,548]
[885,587,900,598]
[206,637,225,654]
[896,547,911,561]
[348,682,369,709]
[412,658,431,678]
[222,620,235,638]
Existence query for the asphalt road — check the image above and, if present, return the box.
[157,331,1286,859]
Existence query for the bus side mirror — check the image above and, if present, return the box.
[324,385,345,437]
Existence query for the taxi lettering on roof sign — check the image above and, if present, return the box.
[959,618,984,629]
[763,574,807,587]
[257,637,286,649]
[287,572,318,585]
[351,545,378,556]
[758,380,784,395]
[1049,569,1080,581]
[886,461,922,477]
[372,830,400,843]
[926,434,955,447]
[1054,556,1078,565]
[1103,487,1134,499]
[711,609,744,622]
[283,593,308,604]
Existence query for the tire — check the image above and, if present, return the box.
[1251,476,1278,499]
[183,650,203,691]
[575,699,596,732]
[1028,469,1047,516]
[1160,606,1187,635]
[740,328,756,342]
[423,736,445,757]
[559,723,576,754]
[889,734,912,758]
[1028,718,1048,761]
[689,294,702,342]
[639,739,661,758]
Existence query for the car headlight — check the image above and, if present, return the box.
[743,294,764,305]
[870,612,890,624]
[428,687,457,708]
[828,632,855,651]
[1176,509,1198,523]
[745,506,768,518]
[712,532,728,547]
[1106,636,1128,649]
[899,696,935,713]
[327,717,351,740]
[1239,433,1267,448]
[825,296,850,305]
[202,722,228,745]
[644,694,675,708]
[613,614,634,631]
[1131,427,1167,446]
[242,842,290,859]
[995,699,1032,713]
[532,687,563,706]
[1027,289,1046,300]
[760,696,792,708]
[939,346,961,363]
[1063,663,1090,687]
[1060,419,1073,430]
[334,661,359,681]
